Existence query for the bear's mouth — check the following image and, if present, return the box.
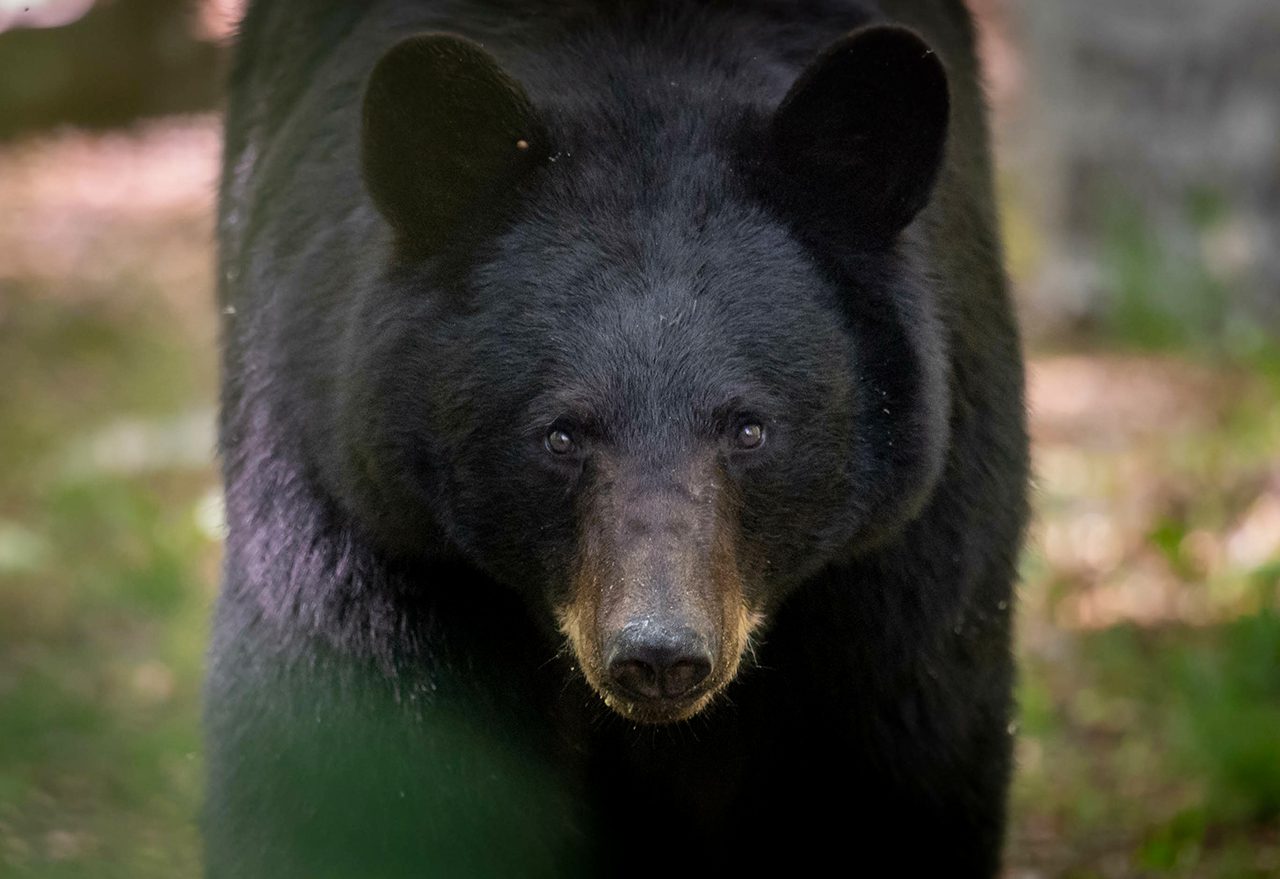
[597,686,720,725]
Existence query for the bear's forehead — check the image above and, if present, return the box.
[472,191,840,362]
[479,158,822,300]
[463,218,850,435]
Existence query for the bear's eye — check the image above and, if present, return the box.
[545,427,576,455]
[734,422,765,450]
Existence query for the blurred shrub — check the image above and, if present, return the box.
[1174,607,1280,822]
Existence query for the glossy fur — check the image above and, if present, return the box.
[206,1,1029,876]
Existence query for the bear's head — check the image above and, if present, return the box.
[340,25,952,723]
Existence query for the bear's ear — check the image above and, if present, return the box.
[769,25,949,245]
[362,34,547,252]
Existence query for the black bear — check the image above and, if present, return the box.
[206,0,1029,876]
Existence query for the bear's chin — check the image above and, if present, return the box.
[598,687,720,726]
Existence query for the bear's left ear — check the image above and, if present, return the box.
[362,34,548,253]
[769,25,950,245]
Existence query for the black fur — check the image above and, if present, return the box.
[207,1,1029,876]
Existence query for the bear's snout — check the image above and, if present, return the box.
[555,462,762,723]
[604,621,714,701]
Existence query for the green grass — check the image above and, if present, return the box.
[1013,616,1280,878]
[0,287,217,877]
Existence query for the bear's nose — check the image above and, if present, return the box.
[605,624,713,701]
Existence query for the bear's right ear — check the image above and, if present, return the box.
[362,34,547,253]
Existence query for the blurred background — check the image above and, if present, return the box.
[0,1,1276,876]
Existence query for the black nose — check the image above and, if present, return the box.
[605,624,713,701]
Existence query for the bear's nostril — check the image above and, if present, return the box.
[608,659,662,700]
[662,659,711,697]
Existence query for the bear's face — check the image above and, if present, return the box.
[345,26,951,722]
[444,197,864,723]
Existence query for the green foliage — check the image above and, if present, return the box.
[1095,189,1276,364]
[1014,616,1280,877]
[0,472,211,878]
[1136,807,1207,873]
[1173,610,1280,821]
[1099,196,1227,353]
[0,287,214,876]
